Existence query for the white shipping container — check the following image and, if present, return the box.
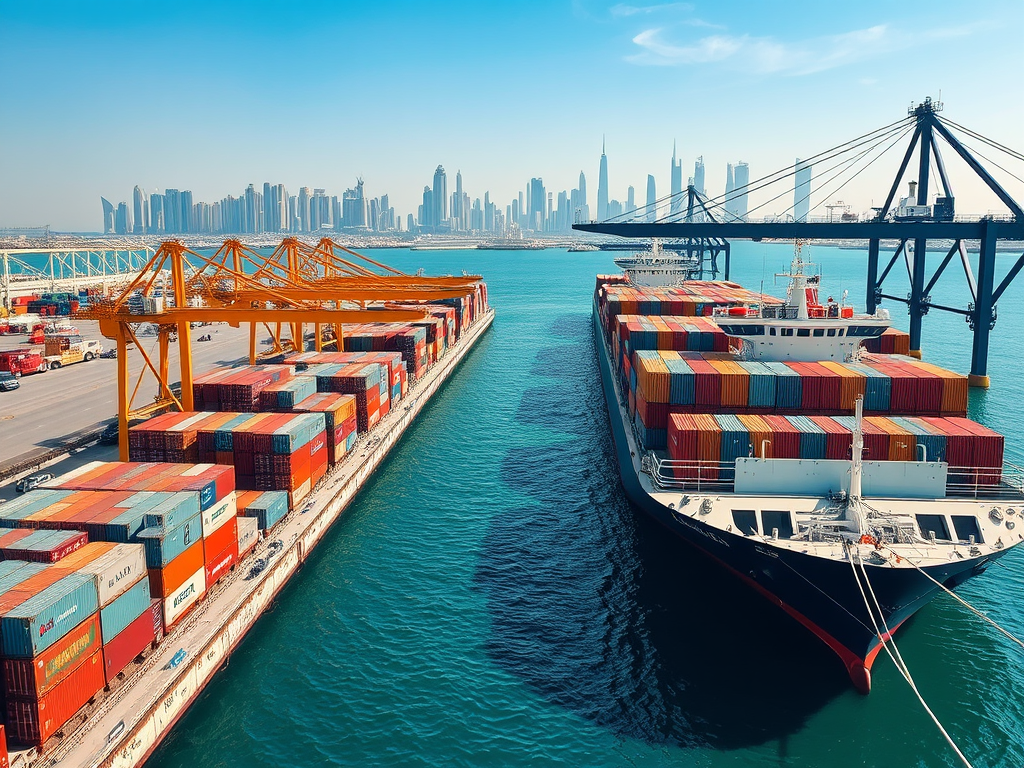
[77,544,148,607]
[236,516,259,557]
[163,567,206,628]
[47,461,106,486]
[201,492,237,538]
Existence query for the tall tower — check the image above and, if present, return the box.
[454,170,464,231]
[725,164,736,217]
[432,165,448,229]
[733,162,750,220]
[626,185,635,214]
[693,156,705,196]
[670,142,683,215]
[597,137,609,221]
[646,174,657,222]
[101,198,115,234]
[794,159,812,222]
[132,186,148,234]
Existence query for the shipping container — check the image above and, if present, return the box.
[135,514,203,568]
[0,573,99,658]
[5,650,103,746]
[146,539,205,599]
[0,530,87,564]
[102,600,161,684]
[1,614,100,700]
[162,567,206,629]
[72,544,147,608]
[98,576,150,643]
[236,516,259,559]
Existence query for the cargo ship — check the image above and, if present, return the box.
[0,287,492,766]
[594,255,1024,693]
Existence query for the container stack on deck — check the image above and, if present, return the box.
[595,277,1003,483]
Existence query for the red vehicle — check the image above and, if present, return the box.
[0,349,47,376]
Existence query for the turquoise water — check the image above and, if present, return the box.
[146,244,1024,768]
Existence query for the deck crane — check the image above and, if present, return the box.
[76,238,484,459]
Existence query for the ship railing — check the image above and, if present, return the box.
[945,464,1024,500]
[644,454,735,492]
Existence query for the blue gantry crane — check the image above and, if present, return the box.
[575,98,1024,387]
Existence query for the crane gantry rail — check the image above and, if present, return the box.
[75,237,483,459]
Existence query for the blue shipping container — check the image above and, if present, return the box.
[135,513,203,567]
[0,573,99,658]
[99,575,151,642]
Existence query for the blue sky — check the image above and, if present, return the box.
[2,0,1022,230]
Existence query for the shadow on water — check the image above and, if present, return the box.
[475,333,846,753]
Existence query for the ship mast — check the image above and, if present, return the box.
[848,395,867,534]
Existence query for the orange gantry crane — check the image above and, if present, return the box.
[76,238,484,459]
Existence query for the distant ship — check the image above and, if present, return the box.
[612,239,700,287]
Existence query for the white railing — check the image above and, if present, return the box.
[945,464,1024,500]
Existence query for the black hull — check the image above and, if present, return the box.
[592,304,1009,692]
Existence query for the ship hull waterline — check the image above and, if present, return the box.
[592,304,1009,693]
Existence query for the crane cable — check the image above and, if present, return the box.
[846,543,974,768]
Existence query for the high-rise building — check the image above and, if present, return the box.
[452,171,466,231]
[150,193,164,233]
[132,186,148,234]
[733,162,749,220]
[420,186,433,228]
[597,137,609,221]
[163,189,181,233]
[626,185,635,216]
[100,198,115,234]
[670,142,683,215]
[646,174,657,222]
[114,202,131,235]
[570,171,589,224]
[725,164,735,215]
[794,159,812,222]
[180,190,194,233]
[432,165,448,230]
[693,156,705,196]
[342,180,367,228]
[528,177,545,231]
[297,187,312,232]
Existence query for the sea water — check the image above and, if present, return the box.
[147,243,1024,768]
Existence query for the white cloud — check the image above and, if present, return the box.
[626,21,987,75]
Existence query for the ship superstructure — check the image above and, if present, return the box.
[613,239,700,288]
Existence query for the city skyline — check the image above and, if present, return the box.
[3,0,1023,230]
[98,142,773,236]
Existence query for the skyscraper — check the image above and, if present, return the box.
[794,159,812,222]
[646,174,657,222]
[453,170,465,231]
[725,163,735,214]
[670,142,683,215]
[100,198,115,234]
[529,177,545,231]
[733,162,750,220]
[114,202,131,235]
[432,165,448,230]
[420,186,433,228]
[597,137,609,221]
[150,193,164,233]
[626,185,635,216]
[298,187,312,232]
[164,189,181,233]
[693,156,705,196]
[132,186,148,234]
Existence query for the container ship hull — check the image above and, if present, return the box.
[593,304,1009,691]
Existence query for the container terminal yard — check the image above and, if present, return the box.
[0,238,493,767]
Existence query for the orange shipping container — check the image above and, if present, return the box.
[147,539,205,599]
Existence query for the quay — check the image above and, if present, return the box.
[27,308,494,768]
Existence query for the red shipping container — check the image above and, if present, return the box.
[204,541,237,588]
[6,650,103,746]
[761,415,802,458]
[1,531,88,564]
[808,416,852,460]
[102,600,160,684]
[202,515,238,565]
[0,724,8,768]
[2,614,101,700]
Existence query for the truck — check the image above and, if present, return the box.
[0,349,48,376]
[42,335,103,369]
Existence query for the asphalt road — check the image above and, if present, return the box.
[0,320,261,465]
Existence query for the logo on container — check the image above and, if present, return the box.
[43,623,97,680]
[173,582,196,609]
[200,485,214,507]
[107,563,134,589]
[38,604,79,637]
[310,437,325,454]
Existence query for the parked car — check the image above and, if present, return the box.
[15,473,54,493]
[0,372,19,392]
[99,422,120,445]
